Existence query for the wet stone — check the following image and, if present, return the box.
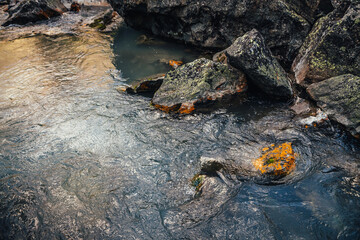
[70,2,80,13]
[117,73,165,95]
[151,58,247,114]
[225,29,293,99]
[307,74,360,137]
[2,0,66,26]
[200,156,226,174]
[292,3,360,85]
[253,142,297,177]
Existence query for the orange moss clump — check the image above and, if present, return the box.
[253,142,296,176]
[169,60,183,68]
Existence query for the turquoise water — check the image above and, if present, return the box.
[112,26,202,82]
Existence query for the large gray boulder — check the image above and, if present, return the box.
[225,29,293,99]
[307,74,360,138]
[151,58,247,114]
[292,2,360,85]
[108,0,311,67]
[3,0,66,26]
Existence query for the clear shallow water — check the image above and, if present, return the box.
[112,26,202,82]
[0,26,359,239]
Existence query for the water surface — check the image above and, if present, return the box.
[0,25,359,239]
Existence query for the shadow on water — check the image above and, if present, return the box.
[0,24,359,239]
[112,26,202,82]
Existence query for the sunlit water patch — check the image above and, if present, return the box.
[0,25,359,239]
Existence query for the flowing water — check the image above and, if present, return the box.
[0,20,360,239]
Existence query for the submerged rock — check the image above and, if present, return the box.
[151,58,247,114]
[117,73,164,95]
[253,142,296,177]
[109,0,311,67]
[136,34,166,46]
[225,29,293,99]
[2,0,66,26]
[292,3,360,85]
[307,74,360,138]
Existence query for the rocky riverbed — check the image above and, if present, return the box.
[0,0,359,239]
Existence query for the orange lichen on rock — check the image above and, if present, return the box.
[152,103,180,113]
[253,142,296,176]
[179,102,195,114]
[169,60,183,68]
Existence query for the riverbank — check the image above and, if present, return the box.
[110,0,360,139]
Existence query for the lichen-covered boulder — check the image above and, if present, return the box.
[292,3,360,85]
[225,29,293,99]
[307,74,360,138]
[109,0,311,67]
[253,142,296,177]
[151,58,247,114]
[2,0,66,26]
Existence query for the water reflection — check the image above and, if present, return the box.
[0,26,359,239]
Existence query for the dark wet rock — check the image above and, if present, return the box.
[0,0,8,5]
[151,58,247,114]
[322,165,342,173]
[163,176,233,236]
[88,9,123,32]
[290,98,316,116]
[225,29,293,99]
[200,156,226,174]
[109,0,311,67]
[69,1,80,12]
[2,0,66,26]
[307,74,360,138]
[285,0,334,23]
[0,4,9,25]
[292,3,360,85]
[117,73,164,95]
[332,0,360,8]
[199,143,298,182]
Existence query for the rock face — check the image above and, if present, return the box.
[284,0,334,23]
[151,58,247,114]
[109,0,311,67]
[225,29,293,99]
[307,74,360,137]
[3,0,66,26]
[292,3,360,85]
